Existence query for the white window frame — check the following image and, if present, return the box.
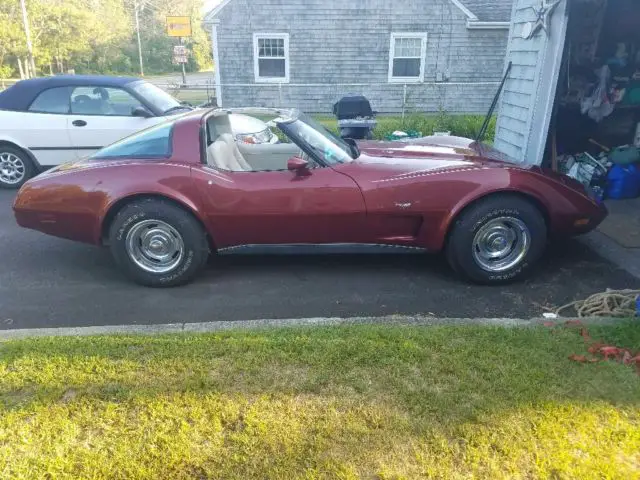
[253,33,290,84]
[388,32,428,83]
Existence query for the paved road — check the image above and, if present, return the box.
[0,189,636,330]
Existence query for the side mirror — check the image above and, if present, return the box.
[287,156,310,174]
[132,106,152,118]
[344,137,358,148]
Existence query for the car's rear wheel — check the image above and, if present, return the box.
[109,199,209,287]
[446,195,547,284]
[0,146,34,189]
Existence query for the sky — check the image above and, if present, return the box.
[202,0,222,14]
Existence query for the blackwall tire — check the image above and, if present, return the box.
[446,195,547,284]
[109,199,209,287]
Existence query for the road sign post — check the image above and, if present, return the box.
[172,44,188,85]
[167,17,192,86]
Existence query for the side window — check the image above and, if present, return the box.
[70,87,143,116]
[388,33,428,83]
[91,122,173,159]
[28,87,71,114]
[253,33,290,83]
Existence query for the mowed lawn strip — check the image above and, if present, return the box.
[0,323,638,479]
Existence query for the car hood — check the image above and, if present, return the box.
[351,136,518,176]
[357,136,513,162]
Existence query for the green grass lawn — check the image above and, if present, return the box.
[1,323,638,479]
[169,88,214,106]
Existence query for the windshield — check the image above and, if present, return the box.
[282,113,355,165]
[131,81,182,114]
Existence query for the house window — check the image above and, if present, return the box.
[253,33,290,83]
[388,33,428,83]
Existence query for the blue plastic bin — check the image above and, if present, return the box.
[606,164,640,199]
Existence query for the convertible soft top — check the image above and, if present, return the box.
[0,75,141,111]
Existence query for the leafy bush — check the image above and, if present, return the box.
[374,113,495,142]
[317,113,496,143]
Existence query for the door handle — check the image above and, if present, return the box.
[72,120,87,127]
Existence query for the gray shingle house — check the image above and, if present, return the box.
[204,0,515,114]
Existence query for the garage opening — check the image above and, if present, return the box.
[546,0,640,248]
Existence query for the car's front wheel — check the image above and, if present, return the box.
[0,145,34,189]
[109,199,209,287]
[446,195,547,284]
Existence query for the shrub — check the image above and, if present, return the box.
[317,113,496,143]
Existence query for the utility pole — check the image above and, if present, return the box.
[180,38,187,85]
[19,0,36,77]
[134,0,144,76]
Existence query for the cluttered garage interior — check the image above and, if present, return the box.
[546,0,640,248]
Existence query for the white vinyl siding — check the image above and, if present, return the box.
[493,0,569,164]
[388,32,428,83]
[253,33,290,83]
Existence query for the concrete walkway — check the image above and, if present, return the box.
[580,199,640,281]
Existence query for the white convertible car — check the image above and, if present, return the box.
[0,75,277,188]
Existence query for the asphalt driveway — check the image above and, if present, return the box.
[0,189,636,330]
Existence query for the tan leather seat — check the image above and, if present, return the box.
[207,134,252,171]
[237,142,303,171]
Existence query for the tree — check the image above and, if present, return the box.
[0,0,211,79]
[133,0,212,75]
[0,0,28,78]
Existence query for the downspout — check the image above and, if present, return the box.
[211,19,223,107]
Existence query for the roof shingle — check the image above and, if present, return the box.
[460,0,514,22]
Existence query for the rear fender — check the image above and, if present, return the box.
[92,164,212,245]
[98,188,210,246]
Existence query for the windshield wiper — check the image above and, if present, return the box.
[163,105,192,115]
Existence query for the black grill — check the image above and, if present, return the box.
[333,95,377,140]
[333,95,374,120]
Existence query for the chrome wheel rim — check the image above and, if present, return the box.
[125,220,184,274]
[472,217,531,273]
[0,152,26,185]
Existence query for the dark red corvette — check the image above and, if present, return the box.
[13,108,606,287]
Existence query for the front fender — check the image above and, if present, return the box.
[424,168,517,251]
[431,166,603,251]
[0,133,42,168]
